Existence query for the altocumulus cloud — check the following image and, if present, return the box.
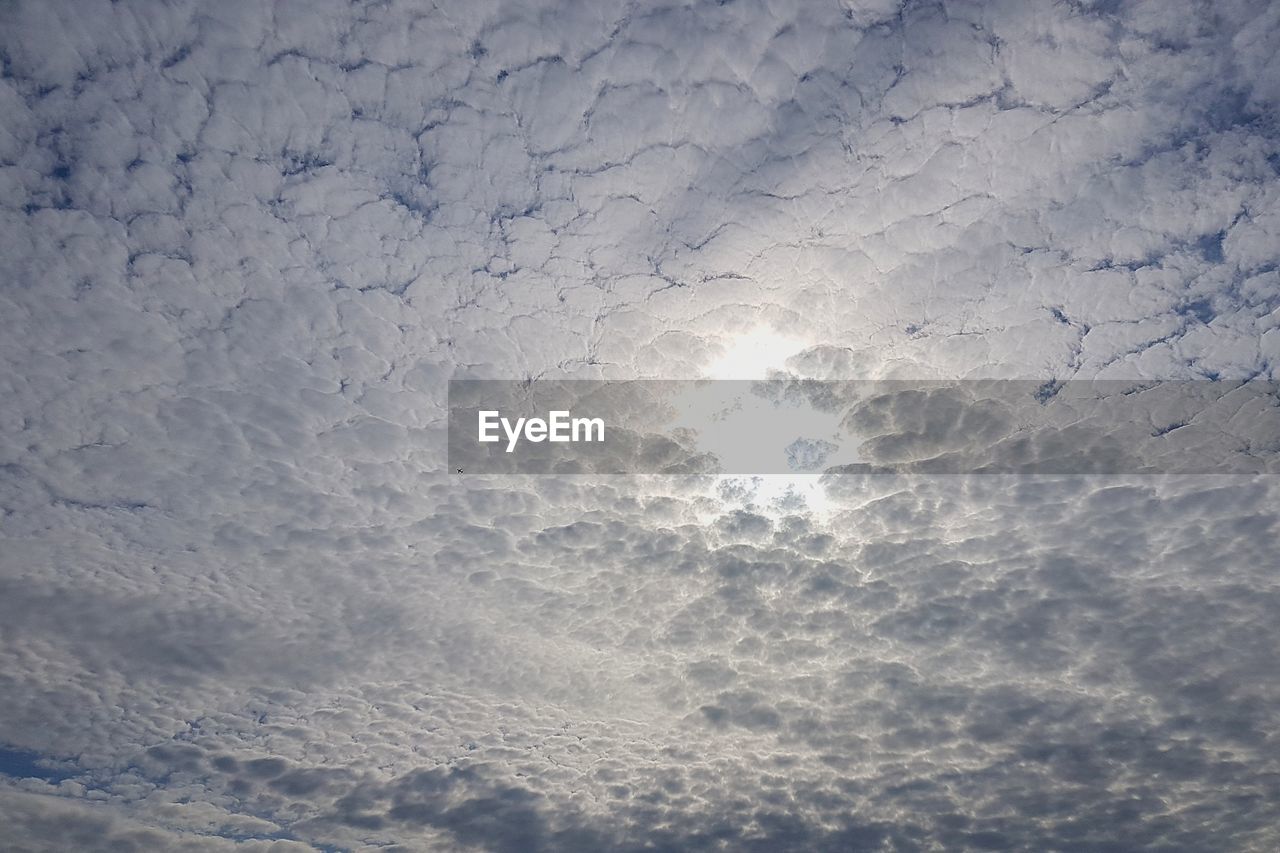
[1,0,1280,850]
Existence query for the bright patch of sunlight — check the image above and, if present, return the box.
[705,327,808,379]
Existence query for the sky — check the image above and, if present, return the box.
[1,0,1279,850]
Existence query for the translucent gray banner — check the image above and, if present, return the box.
[447,380,1280,475]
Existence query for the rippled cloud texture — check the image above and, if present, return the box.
[2,0,1280,850]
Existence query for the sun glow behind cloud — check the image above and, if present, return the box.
[705,327,809,379]
[700,328,836,516]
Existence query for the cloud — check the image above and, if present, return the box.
[1,0,1279,850]
[0,787,314,852]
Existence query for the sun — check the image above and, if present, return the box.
[705,327,808,379]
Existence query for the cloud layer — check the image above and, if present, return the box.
[2,0,1279,849]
